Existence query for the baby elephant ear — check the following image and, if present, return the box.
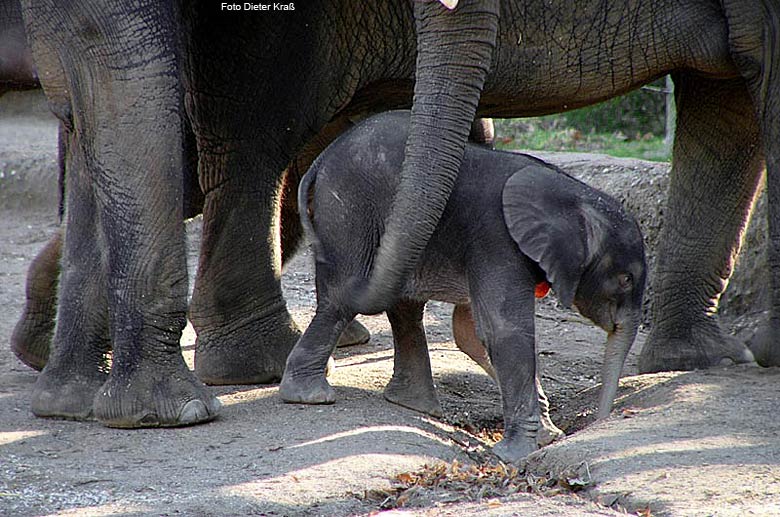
[502,165,587,308]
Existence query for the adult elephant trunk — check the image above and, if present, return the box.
[349,0,500,314]
[597,311,641,420]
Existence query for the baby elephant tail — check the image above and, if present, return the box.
[297,164,328,264]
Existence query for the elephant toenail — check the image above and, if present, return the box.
[139,413,160,426]
[179,399,218,424]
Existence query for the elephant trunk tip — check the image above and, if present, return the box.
[597,321,639,421]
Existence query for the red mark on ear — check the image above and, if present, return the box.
[535,281,551,299]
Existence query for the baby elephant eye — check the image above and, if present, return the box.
[618,273,633,290]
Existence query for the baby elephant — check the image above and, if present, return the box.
[280,110,647,463]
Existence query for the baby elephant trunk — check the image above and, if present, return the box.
[598,311,640,419]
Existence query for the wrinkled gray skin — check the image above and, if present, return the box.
[19,0,776,427]
[0,0,36,95]
[10,116,494,371]
[279,111,647,463]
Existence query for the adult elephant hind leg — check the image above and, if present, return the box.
[23,1,219,428]
[740,8,780,366]
[452,303,495,379]
[190,183,300,385]
[384,300,441,417]
[639,76,763,373]
[30,153,108,421]
[90,128,220,428]
[11,230,61,371]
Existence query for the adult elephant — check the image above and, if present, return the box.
[20,0,776,428]
[0,0,37,95]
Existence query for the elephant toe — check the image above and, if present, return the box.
[336,319,370,347]
[10,317,53,371]
[279,372,336,405]
[492,437,537,465]
[747,320,780,367]
[384,377,442,417]
[179,398,222,425]
[639,321,755,373]
[31,366,106,421]
[94,361,220,428]
[194,319,299,385]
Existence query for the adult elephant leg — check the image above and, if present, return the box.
[727,2,780,366]
[639,75,763,373]
[11,122,69,370]
[190,156,300,385]
[30,136,109,420]
[11,229,61,370]
[24,1,219,426]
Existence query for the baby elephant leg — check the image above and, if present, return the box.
[468,261,540,464]
[453,304,562,446]
[384,300,442,417]
[279,303,352,405]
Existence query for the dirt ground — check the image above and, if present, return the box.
[2,93,780,516]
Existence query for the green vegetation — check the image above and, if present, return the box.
[494,80,672,163]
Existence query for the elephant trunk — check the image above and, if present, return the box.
[348,0,500,314]
[597,312,640,420]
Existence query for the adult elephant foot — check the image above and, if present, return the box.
[31,365,106,421]
[638,318,755,373]
[335,319,370,347]
[193,309,301,386]
[94,360,221,428]
[10,231,62,371]
[747,318,780,367]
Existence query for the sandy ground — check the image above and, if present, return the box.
[2,93,780,516]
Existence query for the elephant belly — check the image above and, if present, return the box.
[404,258,470,306]
[480,0,736,117]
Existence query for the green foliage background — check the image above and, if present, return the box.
[494,79,671,161]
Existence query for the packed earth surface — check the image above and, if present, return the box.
[1,92,780,516]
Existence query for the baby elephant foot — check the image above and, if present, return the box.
[31,365,107,421]
[639,319,755,374]
[384,374,442,417]
[336,319,370,347]
[747,318,780,367]
[492,418,539,464]
[94,361,221,428]
[492,434,538,465]
[279,372,336,405]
